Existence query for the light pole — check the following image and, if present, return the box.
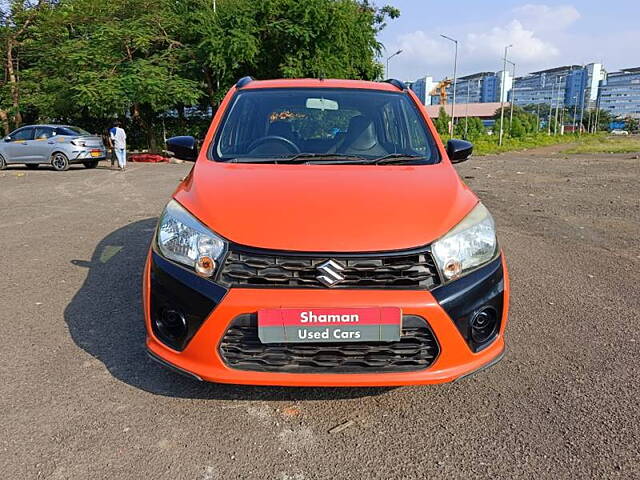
[554,75,564,135]
[385,50,402,79]
[499,44,513,146]
[547,80,555,135]
[506,59,516,132]
[464,80,470,138]
[441,34,458,138]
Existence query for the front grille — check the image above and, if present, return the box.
[218,314,440,373]
[217,247,441,289]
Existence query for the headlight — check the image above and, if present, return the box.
[432,203,498,282]
[156,200,226,276]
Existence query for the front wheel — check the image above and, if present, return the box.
[83,160,99,169]
[0,154,6,170]
[51,152,70,171]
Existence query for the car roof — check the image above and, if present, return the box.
[17,124,79,129]
[239,78,403,92]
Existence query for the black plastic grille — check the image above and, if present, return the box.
[217,248,441,289]
[218,314,440,373]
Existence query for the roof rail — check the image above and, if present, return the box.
[382,78,407,91]
[236,76,254,89]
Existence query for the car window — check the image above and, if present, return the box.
[34,127,55,140]
[56,126,90,136]
[11,127,35,141]
[212,88,439,164]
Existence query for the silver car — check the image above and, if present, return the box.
[0,124,107,171]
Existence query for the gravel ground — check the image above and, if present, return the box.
[1,149,639,480]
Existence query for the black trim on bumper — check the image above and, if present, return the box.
[146,349,203,381]
[150,252,227,351]
[432,256,504,352]
[454,346,505,382]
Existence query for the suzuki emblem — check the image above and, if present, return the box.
[316,259,346,287]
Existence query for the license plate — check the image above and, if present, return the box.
[258,307,401,344]
[90,150,101,157]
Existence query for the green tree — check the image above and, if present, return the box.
[5,0,400,148]
[454,116,485,140]
[623,116,639,133]
[0,0,54,134]
[435,107,450,137]
[23,0,201,149]
[177,0,399,107]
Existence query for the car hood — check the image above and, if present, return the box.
[174,161,478,252]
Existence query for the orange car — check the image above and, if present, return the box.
[144,77,509,386]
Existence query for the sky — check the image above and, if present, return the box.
[377,0,640,82]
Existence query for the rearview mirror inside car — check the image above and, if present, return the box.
[305,98,338,111]
[166,136,198,162]
[446,139,473,163]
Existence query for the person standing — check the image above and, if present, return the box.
[110,121,127,171]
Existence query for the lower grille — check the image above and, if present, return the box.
[218,314,440,373]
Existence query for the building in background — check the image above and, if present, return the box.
[419,71,512,105]
[411,62,638,120]
[511,65,579,106]
[564,63,605,110]
[511,63,604,111]
[598,67,640,119]
[409,76,436,105]
[424,102,504,128]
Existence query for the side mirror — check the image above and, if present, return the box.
[166,136,198,162]
[446,139,473,163]
[4,136,11,142]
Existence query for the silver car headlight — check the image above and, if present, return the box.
[156,200,226,277]
[432,203,498,282]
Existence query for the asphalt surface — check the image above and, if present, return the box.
[1,149,639,479]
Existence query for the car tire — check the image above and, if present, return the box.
[0,154,6,170]
[51,152,70,171]
[25,164,39,170]
[83,160,99,169]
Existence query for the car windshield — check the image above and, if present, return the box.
[212,88,439,164]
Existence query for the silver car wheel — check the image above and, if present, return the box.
[0,154,6,170]
[51,152,69,171]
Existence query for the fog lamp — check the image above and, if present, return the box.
[470,307,498,344]
[156,308,187,341]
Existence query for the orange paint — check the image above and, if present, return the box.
[144,79,509,386]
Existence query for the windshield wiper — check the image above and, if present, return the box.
[371,153,428,165]
[228,153,368,164]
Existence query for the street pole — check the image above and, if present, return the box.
[547,81,554,135]
[464,80,470,138]
[536,103,540,132]
[441,34,458,138]
[385,50,402,79]
[507,60,516,132]
[573,95,578,133]
[499,44,512,146]
[579,91,586,136]
[554,76,563,135]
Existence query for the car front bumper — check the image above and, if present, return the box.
[143,251,509,387]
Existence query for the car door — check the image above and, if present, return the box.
[4,127,35,163]
[31,126,56,163]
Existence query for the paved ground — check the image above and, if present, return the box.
[1,149,639,480]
